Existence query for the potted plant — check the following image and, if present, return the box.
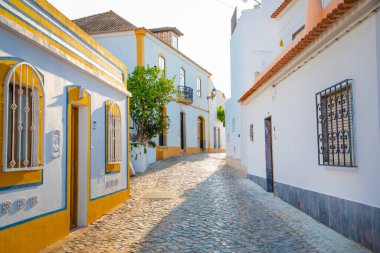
[129,65,176,172]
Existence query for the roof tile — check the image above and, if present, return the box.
[73,10,137,35]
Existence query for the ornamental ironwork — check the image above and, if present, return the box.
[316,79,355,167]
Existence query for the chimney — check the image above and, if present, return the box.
[305,0,322,31]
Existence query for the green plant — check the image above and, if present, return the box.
[217,106,225,127]
[128,65,177,145]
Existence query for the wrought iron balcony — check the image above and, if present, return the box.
[177,85,193,104]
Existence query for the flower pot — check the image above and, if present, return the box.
[130,143,156,173]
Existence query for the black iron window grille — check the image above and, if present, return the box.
[316,79,355,167]
[178,85,193,103]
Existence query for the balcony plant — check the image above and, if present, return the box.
[217,106,225,127]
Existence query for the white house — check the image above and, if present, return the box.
[74,11,226,169]
[229,0,380,251]
[0,1,131,251]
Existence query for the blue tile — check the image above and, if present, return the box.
[347,201,358,242]
[308,191,320,221]
[329,196,344,235]
[319,194,330,226]
[356,203,374,251]
[373,207,380,253]
[288,185,297,208]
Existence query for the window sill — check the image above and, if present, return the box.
[3,166,43,173]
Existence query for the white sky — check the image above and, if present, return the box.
[47,0,255,98]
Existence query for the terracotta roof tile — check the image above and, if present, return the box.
[271,0,293,18]
[239,0,359,103]
[72,11,137,35]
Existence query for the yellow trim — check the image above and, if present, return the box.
[156,146,219,160]
[0,59,43,188]
[207,148,225,153]
[34,0,126,72]
[7,0,123,80]
[156,146,181,160]
[168,97,209,112]
[0,209,69,253]
[67,86,91,227]
[186,147,199,154]
[105,101,121,173]
[87,189,129,224]
[0,4,126,88]
[197,115,206,150]
[135,29,147,66]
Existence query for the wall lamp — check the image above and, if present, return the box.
[207,88,217,100]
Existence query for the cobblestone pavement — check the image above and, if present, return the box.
[45,153,369,253]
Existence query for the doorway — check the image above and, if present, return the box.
[180,112,186,150]
[218,128,221,149]
[264,117,274,193]
[213,127,216,148]
[198,117,204,150]
[70,106,79,229]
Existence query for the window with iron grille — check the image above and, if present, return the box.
[3,62,44,172]
[249,124,254,142]
[107,102,122,164]
[316,79,355,167]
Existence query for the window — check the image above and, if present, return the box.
[232,118,235,133]
[179,68,185,86]
[107,102,122,164]
[316,79,355,167]
[3,62,44,172]
[249,124,254,142]
[158,56,166,77]
[196,78,202,97]
[292,25,305,40]
[172,34,178,49]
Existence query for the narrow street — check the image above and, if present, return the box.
[45,153,368,253]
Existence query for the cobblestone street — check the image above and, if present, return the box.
[45,153,369,253]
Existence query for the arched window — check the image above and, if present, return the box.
[179,67,185,86]
[158,56,166,77]
[107,102,122,164]
[3,62,44,172]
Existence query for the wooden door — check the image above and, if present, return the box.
[70,106,79,229]
[265,117,274,192]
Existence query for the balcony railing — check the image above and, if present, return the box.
[177,85,193,104]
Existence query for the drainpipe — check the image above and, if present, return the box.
[306,0,323,31]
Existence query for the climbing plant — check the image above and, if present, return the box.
[217,106,225,127]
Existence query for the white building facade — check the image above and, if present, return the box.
[74,11,226,162]
[0,1,131,251]
[229,0,380,251]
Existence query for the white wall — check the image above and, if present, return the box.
[0,25,129,227]
[243,13,380,208]
[95,32,214,150]
[94,32,137,75]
